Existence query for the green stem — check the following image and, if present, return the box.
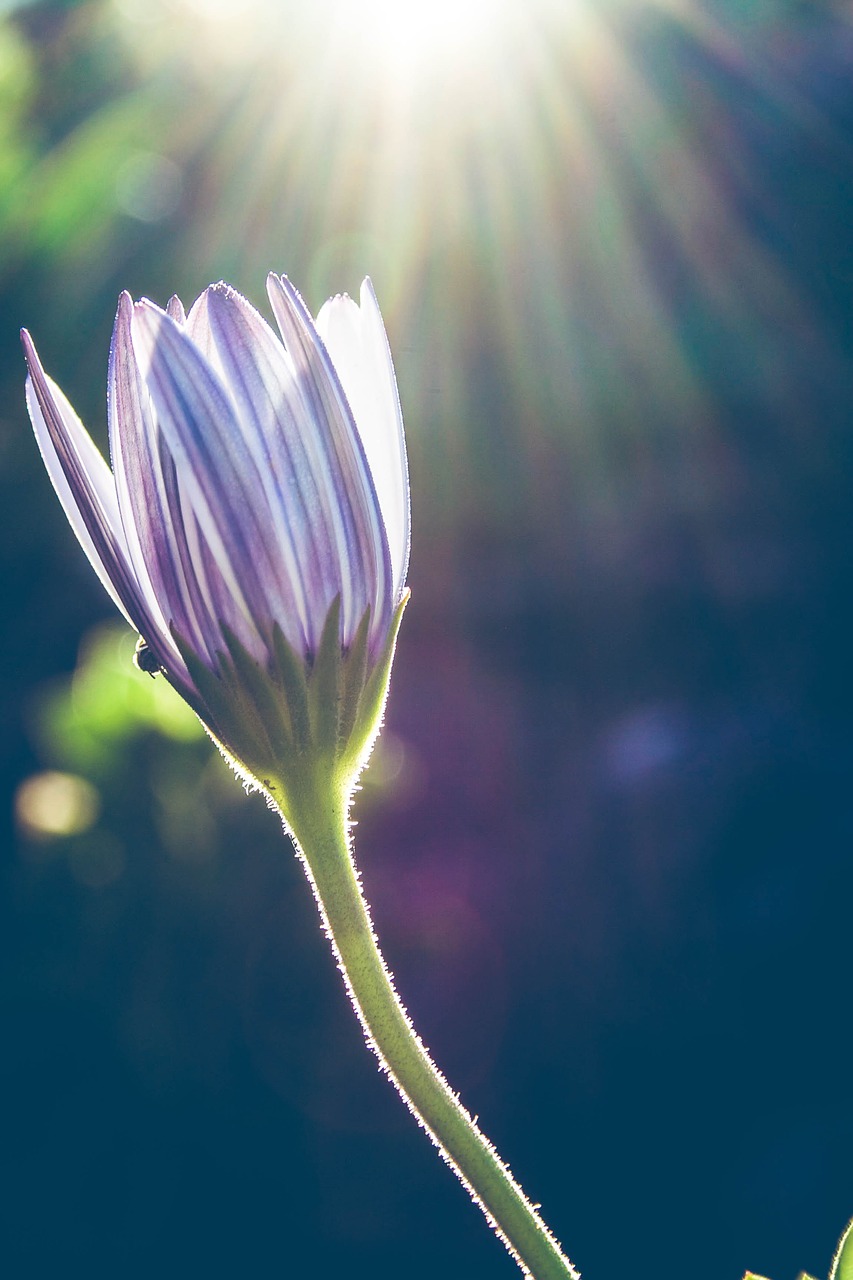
[285,786,577,1280]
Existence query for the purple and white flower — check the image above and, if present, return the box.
[23,275,410,759]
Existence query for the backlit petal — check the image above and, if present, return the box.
[109,293,216,667]
[316,279,410,603]
[186,282,341,655]
[23,331,140,629]
[266,273,392,653]
[129,299,288,660]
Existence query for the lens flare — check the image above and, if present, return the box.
[341,0,509,73]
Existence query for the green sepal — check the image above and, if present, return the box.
[339,589,409,781]
[171,627,247,752]
[170,594,409,822]
[308,595,342,757]
[339,606,371,745]
[831,1220,853,1280]
[172,627,285,790]
[219,623,294,761]
[271,622,311,752]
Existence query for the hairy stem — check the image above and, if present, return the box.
[284,787,578,1280]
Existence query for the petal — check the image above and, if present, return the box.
[128,299,291,661]
[23,329,195,691]
[185,282,342,655]
[166,295,186,324]
[316,279,410,602]
[23,330,143,630]
[266,273,393,652]
[109,292,220,668]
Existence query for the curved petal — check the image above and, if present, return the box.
[266,273,393,653]
[129,299,293,662]
[166,295,186,325]
[186,282,344,655]
[316,279,410,602]
[109,293,219,669]
[23,330,144,631]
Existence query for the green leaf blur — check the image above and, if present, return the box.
[35,623,201,774]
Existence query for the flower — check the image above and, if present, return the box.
[23,275,410,799]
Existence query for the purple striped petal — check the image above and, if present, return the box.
[129,299,291,662]
[109,293,219,668]
[185,283,337,655]
[21,329,183,678]
[266,273,393,654]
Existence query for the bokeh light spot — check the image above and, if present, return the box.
[15,770,100,840]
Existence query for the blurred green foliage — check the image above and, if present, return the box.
[0,21,34,227]
[35,623,201,774]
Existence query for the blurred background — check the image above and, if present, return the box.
[2,0,853,1276]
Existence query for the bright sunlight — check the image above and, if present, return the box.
[343,0,511,73]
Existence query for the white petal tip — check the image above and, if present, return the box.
[166,295,186,324]
[20,328,36,364]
